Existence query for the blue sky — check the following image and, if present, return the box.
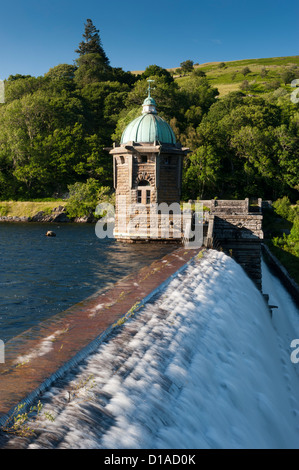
[0,0,298,79]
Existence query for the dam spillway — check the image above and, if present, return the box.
[0,246,198,422]
[1,249,299,449]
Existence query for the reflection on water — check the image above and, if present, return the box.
[0,223,175,342]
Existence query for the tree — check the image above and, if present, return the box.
[191,69,206,78]
[240,80,250,91]
[66,178,112,218]
[265,80,281,91]
[187,92,298,200]
[180,60,194,74]
[203,91,245,123]
[4,76,44,103]
[260,67,268,78]
[74,53,112,85]
[179,76,218,116]
[44,64,77,92]
[242,66,251,76]
[184,145,221,199]
[281,68,297,85]
[75,19,111,85]
[272,196,295,222]
[142,65,173,84]
[75,19,110,66]
[273,125,299,189]
[7,74,32,81]
[80,80,130,138]
[45,64,77,81]
[111,67,138,86]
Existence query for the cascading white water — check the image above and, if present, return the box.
[3,250,299,449]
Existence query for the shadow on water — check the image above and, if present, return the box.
[0,222,175,342]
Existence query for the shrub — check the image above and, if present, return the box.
[66,178,113,219]
[242,66,251,76]
[273,218,299,257]
[0,203,9,216]
[260,67,268,78]
[273,196,298,222]
[265,80,281,90]
[240,80,250,91]
[272,198,299,259]
[191,69,206,78]
[281,68,297,85]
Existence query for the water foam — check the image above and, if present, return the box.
[4,250,299,449]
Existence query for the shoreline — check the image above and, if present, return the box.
[0,202,96,224]
[0,210,95,224]
[0,217,93,223]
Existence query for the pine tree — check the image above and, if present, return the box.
[75,19,110,67]
[75,19,111,85]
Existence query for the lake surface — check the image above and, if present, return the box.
[0,223,175,342]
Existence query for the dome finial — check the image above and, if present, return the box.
[142,79,157,114]
[147,79,154,98]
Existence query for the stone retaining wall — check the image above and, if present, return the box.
[198,199,264,290]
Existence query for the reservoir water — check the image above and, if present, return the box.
[0,222,175,343]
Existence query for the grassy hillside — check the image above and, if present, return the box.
[133,55,299,97]
[193,56,299,96]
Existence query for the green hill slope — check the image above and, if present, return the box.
[133,56,299,97]
[187,56,299,97]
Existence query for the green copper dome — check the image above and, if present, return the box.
[120,83,176,145]
[120,113,176,145]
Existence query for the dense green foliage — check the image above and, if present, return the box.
[182,90,299,200]
[0,20,298,205]
[272,196,299,222]
[0,20,138,199]
[263,197,299,283]
[66,178,113,219]
[272,197,299,257]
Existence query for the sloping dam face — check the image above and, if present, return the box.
[2,250,299,449]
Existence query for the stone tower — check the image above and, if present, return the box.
[109,83,189,242]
